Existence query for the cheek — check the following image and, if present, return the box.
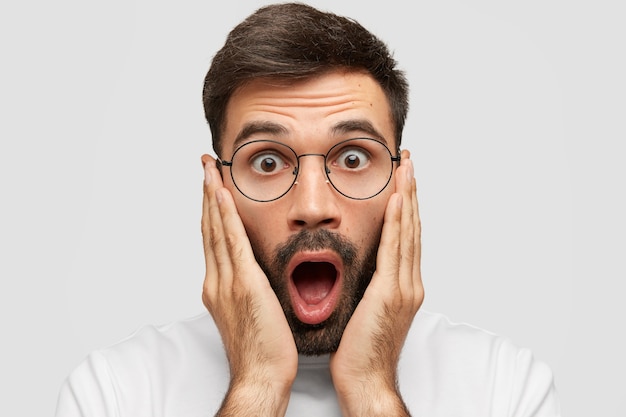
[344,199,388,246]
[234,196,286,251]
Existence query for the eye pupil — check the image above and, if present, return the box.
[260,158,276,172]
[345,154,360,168]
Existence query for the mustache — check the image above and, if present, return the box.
[272,229,358,271]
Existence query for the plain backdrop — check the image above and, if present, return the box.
[1,1,624,416]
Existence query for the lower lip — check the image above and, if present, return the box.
[289,284,340,325]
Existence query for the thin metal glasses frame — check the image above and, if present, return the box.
[219,137,401,202]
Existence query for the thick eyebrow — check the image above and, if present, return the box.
[230,118,389,152]
[232,121,289,150]
[331,119,388,145]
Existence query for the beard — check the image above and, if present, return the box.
[252,228,380,356]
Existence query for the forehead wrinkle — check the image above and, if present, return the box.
[243,84,368,108]
[226,73,394,153]
[250,98,355,112]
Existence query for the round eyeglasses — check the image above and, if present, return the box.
[218,138,401,202]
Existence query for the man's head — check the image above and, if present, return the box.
[202,3,409,355]
[203,2,409,157]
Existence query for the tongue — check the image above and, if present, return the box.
[293,262,336,305]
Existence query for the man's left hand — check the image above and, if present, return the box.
[330,151,423,417]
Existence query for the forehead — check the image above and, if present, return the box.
[222,70,395,155]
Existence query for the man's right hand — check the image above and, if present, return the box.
[201,154,297,416]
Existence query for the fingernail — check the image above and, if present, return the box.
[205,167,211,185]
[406,160,414,181]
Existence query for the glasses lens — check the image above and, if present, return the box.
[229,140,298,202]
[326,138,395,199]
[227,138,396,202]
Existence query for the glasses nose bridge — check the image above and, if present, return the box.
[294,153,329,182]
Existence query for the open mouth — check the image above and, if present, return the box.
[287,253,342,325]
[292,262,337,305]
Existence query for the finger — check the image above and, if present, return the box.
[214,186,260,280]
[201,156,222,301]
[201,156,217,272]
[203,155,233,293]
[374,191,403,293]
[202,179,218,273]
[411,177,424,298]
[205,155,262,285]
[397,158,416,294]
[399,150,422,281]
[201,190,221,312]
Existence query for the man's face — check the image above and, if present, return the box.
[220,70,397,355]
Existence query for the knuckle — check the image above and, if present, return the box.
[224,231,247,262]
[209,225,224,248]
[412,287,425,310]
[201,289,215,311]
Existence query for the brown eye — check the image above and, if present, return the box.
[260,157,276,172]
[334,148,369,170]
[344,154,361,168]
[250,152,288,174]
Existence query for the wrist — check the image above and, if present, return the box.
[335,377,409,417]
[217,378,293,417]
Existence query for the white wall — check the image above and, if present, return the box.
[1,1,624,416]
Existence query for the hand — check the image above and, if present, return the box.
[201,155,298,416]
[329,151,423,416]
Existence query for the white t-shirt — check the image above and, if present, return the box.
[55,310,560,416]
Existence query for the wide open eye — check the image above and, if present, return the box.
[250,152,290,174]
[333,147,370,170]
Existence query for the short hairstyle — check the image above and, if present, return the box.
[202,2,409,156]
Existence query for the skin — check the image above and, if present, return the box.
[201,69,423,416]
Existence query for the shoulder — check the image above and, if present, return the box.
[56,312,227,417]
[98,312,219,361]
[95,312,226,383]
[401,310,560,416]
[409,309,513,352]
[406,309,553,378]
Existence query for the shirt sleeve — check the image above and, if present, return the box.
[54,351,120,417]
[494,342,561,417]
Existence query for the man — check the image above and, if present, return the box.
[56,3,560,416]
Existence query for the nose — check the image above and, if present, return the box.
[286,156,342,230]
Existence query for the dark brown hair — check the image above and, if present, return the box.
[202,2,409,156]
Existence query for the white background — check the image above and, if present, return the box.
[1,1,624,416]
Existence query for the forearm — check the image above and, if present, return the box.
[336,376,410,417]
[216,381,291,417]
